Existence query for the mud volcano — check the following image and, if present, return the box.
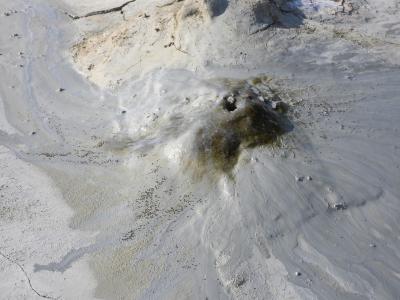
[193,82,290,174]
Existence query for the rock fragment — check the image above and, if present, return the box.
[232,274,246,287]
[333,203,347,210]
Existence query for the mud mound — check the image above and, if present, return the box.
[70,0,304,86]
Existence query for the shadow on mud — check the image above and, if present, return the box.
[252,0,306,31]
[276,1,306,28]
[207,0,229,17]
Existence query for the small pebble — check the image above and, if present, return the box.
[227,96,235,104]
[272,101,288,113]
[333,203,347,210]
[295,176,304,182]
[121,110,127,114]
[58,88,65,92]
[306,176,312,181]
[295,271,302,276]
[369,243,376,248]
[232,274,246,287]
[31,131,36,135]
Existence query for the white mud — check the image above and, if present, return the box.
[1,0,400,299]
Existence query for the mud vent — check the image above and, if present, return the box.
[191,79,292,175]
[222,95,237,112]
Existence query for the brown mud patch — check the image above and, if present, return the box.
[188,77,292,176]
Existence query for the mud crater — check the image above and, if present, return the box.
[191,78,292,174]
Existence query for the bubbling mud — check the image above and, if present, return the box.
[190,80,291,175]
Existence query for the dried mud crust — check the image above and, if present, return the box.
[69,0,307,86]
